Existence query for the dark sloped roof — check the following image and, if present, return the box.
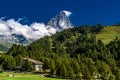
[23,58,43,65]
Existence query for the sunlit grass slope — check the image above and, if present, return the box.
[96,26,120,44]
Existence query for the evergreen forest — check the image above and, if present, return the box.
[1,24,120,79]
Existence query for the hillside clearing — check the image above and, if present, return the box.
[96,26,120,44]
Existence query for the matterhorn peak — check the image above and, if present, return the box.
[47,10,73,31]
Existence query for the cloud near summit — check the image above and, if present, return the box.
[62,10,72,17]
[0,18,52,40]
[0,10,72,40]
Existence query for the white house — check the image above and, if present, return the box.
[23,58,43,72]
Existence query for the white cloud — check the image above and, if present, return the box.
[62,10,72,17]
[0,17,60,41]
[17,18,23,22]
[0,17,6,20]
[47,26,57,34]
[0,23,10,35]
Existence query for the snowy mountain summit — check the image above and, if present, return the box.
[47,10,73,31]
[0,10,73,44]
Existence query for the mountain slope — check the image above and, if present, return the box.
[96,26,120,44]
[0,44,8,52]
[6,25,120,79]
[47,11,73,31]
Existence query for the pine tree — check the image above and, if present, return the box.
[25,59,34,71]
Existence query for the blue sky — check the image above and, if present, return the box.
[0,0,120,26]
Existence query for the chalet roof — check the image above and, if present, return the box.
[23,58,43,65]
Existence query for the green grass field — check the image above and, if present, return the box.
[96,26,120,44]
[0,72,62,80]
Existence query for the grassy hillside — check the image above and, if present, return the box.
[0,40,13,52]
[3,25,120,79]
[96,26,120,44]
[0,44,8,52]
